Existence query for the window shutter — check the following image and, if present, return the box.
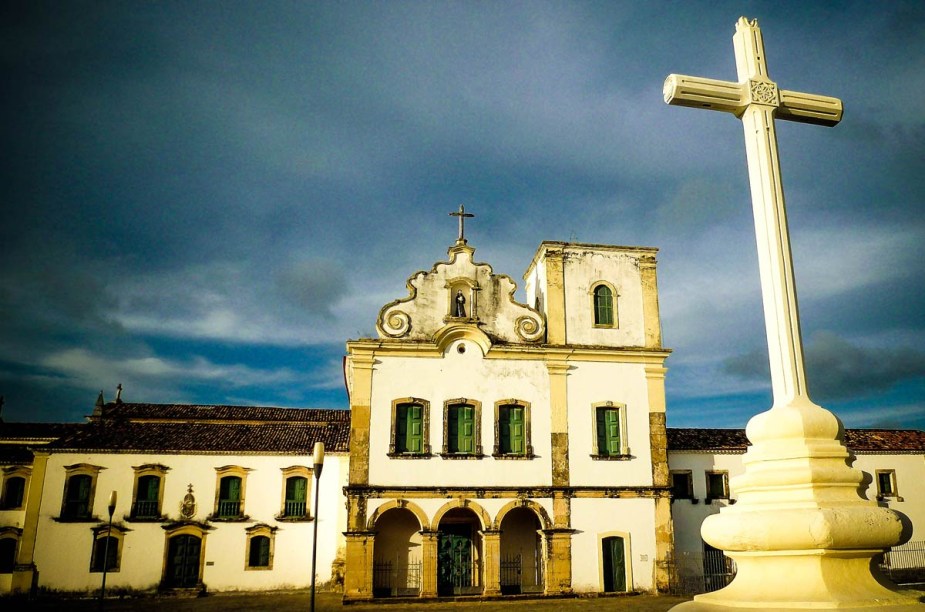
[287,477,307,502]
[498,406,512,454]
[510,406,525,454]
[596,408,608,454]
[459,405,474,453]
[224,476,241,501]
[606,409,621,455]
[408,404,423,453]
[395,404,409,452]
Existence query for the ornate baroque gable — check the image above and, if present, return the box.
[376,243,544,345]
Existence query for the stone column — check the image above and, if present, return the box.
[12,451,48,595]
[420,530,440,598]
[542,528,574,595]
[342,531,375,602]
[543,248,567,344]
[481,529,502,596]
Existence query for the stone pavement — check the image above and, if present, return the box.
[12,591,694,611]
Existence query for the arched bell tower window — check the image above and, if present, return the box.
[591,283,617,328]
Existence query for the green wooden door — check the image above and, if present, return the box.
[165,534,202,588]
[438,527,473,594]
[602,536,626,592]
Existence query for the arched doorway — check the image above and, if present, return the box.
[372,507,423,597]
[437,508,483,596]
[164,533,203,589]
[499,507,544,594]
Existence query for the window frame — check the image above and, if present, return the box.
[244,524,277,571]
[278,466,313,521]
[0,528,21,574]
[211,466,251,521]
[875,469,901,501]
[388,398,431,457]
[590,282,619,328]
[129,463,169,521]
[89,525,127,573]
[669,470,696,502]
[590,401,630,460]
[59,464,104,521]
[442,398,482,458]
[1,466,30,510]
[493,399,533,459]
[705,471,730,502]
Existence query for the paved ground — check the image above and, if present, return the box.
[9,591,694,611]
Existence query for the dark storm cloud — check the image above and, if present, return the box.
[1,1,923,424]
[723,332,925,403]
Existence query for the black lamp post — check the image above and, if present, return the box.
[310,442,324,612]
[99,490,116,610]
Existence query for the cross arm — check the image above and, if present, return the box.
[663,74,745,115]
[777,90,843,127]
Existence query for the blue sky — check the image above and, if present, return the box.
[2,1,923,430]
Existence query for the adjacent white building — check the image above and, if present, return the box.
[2,402,348,594]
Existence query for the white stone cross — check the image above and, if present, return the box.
[664,17,843,407]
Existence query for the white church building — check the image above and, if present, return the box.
[1,236,922,600]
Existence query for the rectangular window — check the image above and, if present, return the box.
[284,476,307,517]
[1,476,26,510]
[447,404,475,454]
[395,403,424,454]
[670,471,694,500]
[90,535,120,572]
[133,475,160,519]
[876,470,897,499]
[498,405,525,455]
[218,476,242,518]
[596,407,621,456]
[706,471,729,501]
[64,475,93,519]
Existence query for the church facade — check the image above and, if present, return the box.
[341,238,673,599]
[1,237,923,599]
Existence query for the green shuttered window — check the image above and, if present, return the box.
[596,407,621,456]
[498,405,525,455]
[395,402,424,454]
[593,284,614,326]
[447,404,475,454]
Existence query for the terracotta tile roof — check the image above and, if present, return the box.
[667,428,925,453]
[49,419,349,454]
[0,422,84,441]
[96,402,349,424]
[667,428,749,452]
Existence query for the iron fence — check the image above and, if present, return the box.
[372,559,422,597]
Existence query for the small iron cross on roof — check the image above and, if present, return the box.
[449,204,475,245]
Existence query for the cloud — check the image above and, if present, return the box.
[722,331,925,402]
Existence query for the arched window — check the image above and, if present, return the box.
[593,284,615,327]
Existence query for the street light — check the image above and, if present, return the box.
[99,490,116,610]
[310,442,324,612]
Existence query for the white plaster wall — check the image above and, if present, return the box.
[570,497,657,593]
[668,450,925,552]
[367,347,553,488]
[566,361,654,487]
[666,452,743,554]
[523,257,547,313]
[33,451,348,592]
[852,453,925,541]
[562,251,646,347]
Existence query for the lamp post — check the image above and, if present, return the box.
[310,442,324,612]
[99,490,116,610]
